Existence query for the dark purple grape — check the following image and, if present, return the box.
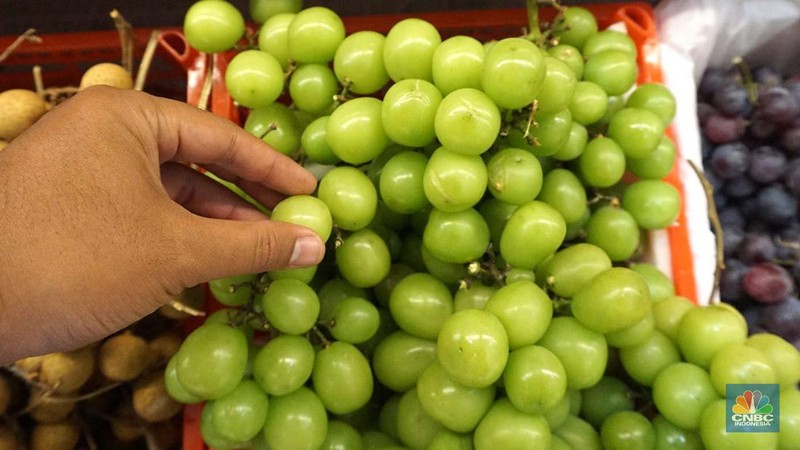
[748,145,787,184]
[722,226,744,257]
[779,125,800,155]
[758,86,800,126]
[736,232,777,264]
[742,305,767,335]
[748,114,778,141]
[699,67,732,100]
[744,262,794,304]
[784,158,800,198]
[713,190,728,209]
[709,141,750,179]
[713,84,752,117]
[722,175,757,199]
[754,66,782,87]
[719,259,748,302]
[718,206,745,230]
[703,114,747,144]
[760,296,800,340]
[755,185,798,226]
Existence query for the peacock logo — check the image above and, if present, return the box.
[726,384,780,433]
[732,390,773,415]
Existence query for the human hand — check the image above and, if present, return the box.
[0,86,325,364]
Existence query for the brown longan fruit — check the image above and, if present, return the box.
[0,89,48,140]
[29,418,80,450]
[0,424,20,450]
[148,328,184,366]
[38,346,96,394]
[79,62,133,90]
[111,403,144,442]
[132,369,182,423]
[27,388,77,424]
[98,332,150,382]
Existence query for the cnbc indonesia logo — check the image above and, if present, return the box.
[726,384,780,433]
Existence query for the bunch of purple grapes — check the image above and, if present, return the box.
[699,64,800,349]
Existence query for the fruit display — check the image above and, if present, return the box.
[0,286,203,450]
[164,1,800,449]
[699,64,800,348]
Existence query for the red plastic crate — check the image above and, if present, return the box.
[171,3,699,450]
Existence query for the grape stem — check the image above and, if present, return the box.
[522,101,540,145]
[732,56,758,105]
[110,9,134,74]
[688,160,723,306]
[134,30,160,91]
[0,28,40,65]
[525,0,543,43]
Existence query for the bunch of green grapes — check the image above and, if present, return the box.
[169,1,800,449]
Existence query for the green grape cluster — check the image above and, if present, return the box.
[176,1,800,449]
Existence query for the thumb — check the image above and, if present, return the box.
[179,216,326,284]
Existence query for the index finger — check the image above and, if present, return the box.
[145,92,317,196]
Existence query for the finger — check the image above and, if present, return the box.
[179,215,326,283]
[141,91,317,196]
[160,162,267,221]
[201,164,290,209]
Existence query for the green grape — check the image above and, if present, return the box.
[184,0,245,54]
[630,262,675,302]
[428,429,473,450]
[677,304,747,369]
[537,56,578,114]
[571,267,651,334]
[252,334,314,396]
[554,6,598,50]
[627,82,677,126]
[653,362,720,430]
[578,136,626,188]
[538,317,607,390]
[367,143,411,188]
[318,277,368,324]
[372,330,437,392]
[652,415,703,450]
[508,108,573,158]
[622,179,681,230]
[381,79,442,148]
[383,18,442,82]
[287,6,344,63]
[261,278,319,335]
[362,431,403,449]
[486,147,543,205]
[505,267,537,285]
[569,81,608,125]
[395,387,446,449]
[269,265,317,284]
[583,51,638,96]
[473,398,551,450]
[320,420,364,450]
[591,94,626,131]
[312,341,373,415]
[423,208,490,264]
[652,295,695,343]
[200,402,250,450]
[478,197,518,249]
[356,306,397,358]
[585,206,641,262]
[627,135,676,180]
[327,297,380,344]
[536,243,611,298]
[544,395,572,430]
[482,37,546,110]
[536,168,587,223]
[257,13,295,70]
[379,151,430,215]
[551,436,572,450]
[417,360,496,433]
[548,44,585,80]
[605,310,655,349]
[249,0,301,23]
[600,411,656,450]
[270,194,333,242]
[437,309,509,388]
[580,376,635,428]
[484,280,552,349]
[175,322,248,400]
[607,107,666,159]
[373,200,410,231]
[564,207,590,241]
[582,29,637,59]
[552,121,588,161]
[327,97,391,165]
[334,30,389,95]
[554,415,602,450]
[432,35,485,95]
[779,388,800,450]
[434,88,501,156]
[423,146,488,212]
[262,387,328,450]
[454,281,498,312]
[208,273,256,306]
[289,63,338,115]
[745,333,800,388]
[499,200,566,270]
[378,393,402,440]
[708,344,778,397]
[504,345,567,414]
[210,379,269,442]
[567,389,582,416]
[336,229,391,288]
[245,102,303,156]
[318,166,377,231]
[164,354,202,404]
[700,399,779,450]
[300,116,339,165]
[374,263,414,309]
[389,272,453,340]
[225,50,284,109]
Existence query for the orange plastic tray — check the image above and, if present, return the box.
[164,3,698,449]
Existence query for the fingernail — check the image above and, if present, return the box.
[289,235,323,267]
